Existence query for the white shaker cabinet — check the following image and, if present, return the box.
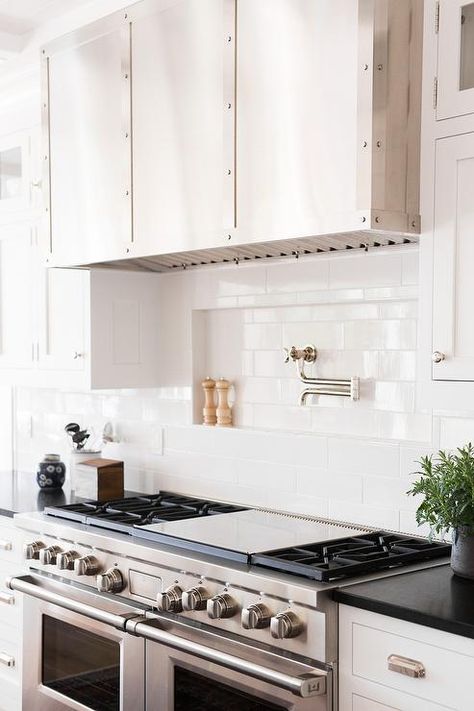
[45,10,131,266]
[36,268,161,390]
[437,0,474,120]
[339,605,474,711]
[129,0,227,257]
[431,132,474,381]
[0,224,36,370]
[0,516,25,711]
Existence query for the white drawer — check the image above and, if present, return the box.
[0,633,20,685]
[351,616,473,709]
[0,676,21,711]
[351,690,448,711]
[353,694,399,711]
[0,522,24,566]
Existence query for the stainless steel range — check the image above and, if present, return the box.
[8,492,451,711]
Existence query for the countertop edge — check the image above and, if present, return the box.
[333,588,474,640]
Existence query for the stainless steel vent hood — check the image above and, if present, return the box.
[43,0,422,273]
[88,230,419,273]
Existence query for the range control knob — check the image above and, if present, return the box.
[207,593,238,620]
[270,610,303,639]
[241,603,271,630]
[39,545,62,565]
[96,568,124,594]
[74,555,101,577]
[157,585,183,613]
[23,541,46,560]
[56,550,80,570]
[182,586,210,611]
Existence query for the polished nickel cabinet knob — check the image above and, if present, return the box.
[270,610,303,639]
[23,541,46,560]
[432,351,446,363]
[74,555,101,576]
[207,593,238,619]
[157,585,183,613]
[56,550,80,570]
[39,545,62,565]
[241,603,271,630]
[96,568,124,594]
[182,586,210,611]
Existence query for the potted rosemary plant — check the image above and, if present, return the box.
[408,443,474,579]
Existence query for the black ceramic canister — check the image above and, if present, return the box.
[36,453,66,490]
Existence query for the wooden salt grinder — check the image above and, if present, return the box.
[202,377,217,425]
[216,378,232,427]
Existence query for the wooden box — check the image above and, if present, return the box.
[74,458,124,501]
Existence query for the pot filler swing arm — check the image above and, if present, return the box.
[283,345,360,404]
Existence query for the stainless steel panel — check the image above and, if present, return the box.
[235,0,359,244]
[144,614,332,709]
[17,574,145,711]
[46,13,131,266]
[136,509,370,555]
[130,0,227,257]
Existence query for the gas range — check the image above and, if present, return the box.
[43,491,451,581]
[10,492,451,711]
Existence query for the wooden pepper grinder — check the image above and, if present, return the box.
[202,377,217,425]
[216,378,232,427]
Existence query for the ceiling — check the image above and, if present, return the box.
[0,0,93,57]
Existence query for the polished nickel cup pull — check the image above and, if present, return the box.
[387,654,425,678]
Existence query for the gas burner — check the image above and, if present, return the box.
[43,492,248,533]
[250,532,451,582]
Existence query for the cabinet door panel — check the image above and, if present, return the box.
[37,268,87,373]
[0,225,34,369]
[47,16,130,265]
[131,0,226,255]
[89,270,160,389]
[437,0,474,119]
[236,0,358,243]
[432,132,474,380]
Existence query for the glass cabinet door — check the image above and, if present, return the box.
[438,0,474,119]
[0,131,31,213]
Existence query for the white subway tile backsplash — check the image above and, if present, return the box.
[439,417,474,450]
[329,253,402,289]
[282,322,344,350]
[402,251,420,286]
[266,260,329,293]
[297,467,363,503]
[363,475,419,511]
[15,245,462,535]
[328,499,400,530]
[328,438,399,476]
[243,323,282,350]
[378,351,416,380]
[344,320,417,350]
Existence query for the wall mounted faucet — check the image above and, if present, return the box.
[283,344,360,404]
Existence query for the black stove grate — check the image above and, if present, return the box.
[251,532,451,582]
[44,492,248,533]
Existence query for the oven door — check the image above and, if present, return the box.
[132,614,332,711]
[8,574,146,711]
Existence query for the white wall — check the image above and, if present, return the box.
[14,244,463,536]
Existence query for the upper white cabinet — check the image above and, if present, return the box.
[437,0,474,119]
[0,224,35,370]
[129,0,227,257]
[432,132,474,381]
[45,11,131,266]
[44,0,422,268]
[36,268,161,390]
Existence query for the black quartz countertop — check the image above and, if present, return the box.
[0,470,135,518]
[333,562,474,639]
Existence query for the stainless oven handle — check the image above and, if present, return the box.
[129,618,327,698]
[6,575,131,631]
